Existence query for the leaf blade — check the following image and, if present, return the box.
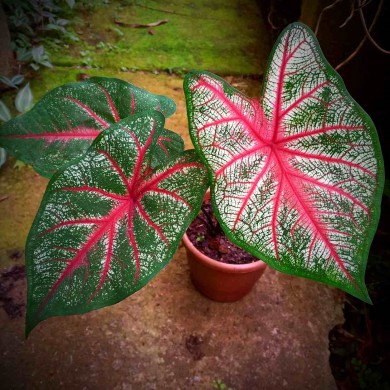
[0,77,176,177]
[184,23,384,302]
[151,127,185,168]
[26,112,207,334]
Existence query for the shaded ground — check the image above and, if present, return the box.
[0,205,343,389]
[328,194,390,390]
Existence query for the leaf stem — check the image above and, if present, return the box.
[199,203,223,237]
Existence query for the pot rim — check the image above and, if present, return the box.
[182,230,267,274]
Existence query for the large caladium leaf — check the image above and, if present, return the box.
[26,111,208,334]
[0,77,177,177]
[184,23,384,302]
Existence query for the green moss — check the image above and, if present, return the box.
[47,0,271,75]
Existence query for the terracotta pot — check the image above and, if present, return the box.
[182,192,267,302]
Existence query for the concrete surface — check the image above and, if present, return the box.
[0,243,343,389]
[0,161,343,389]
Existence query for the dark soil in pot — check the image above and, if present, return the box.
[186,198,258,265]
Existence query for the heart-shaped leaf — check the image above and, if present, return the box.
[0,77,176,177]
[26,111,208,334]
[184,23,384,302]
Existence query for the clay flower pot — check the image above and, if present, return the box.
[182,191,267,302]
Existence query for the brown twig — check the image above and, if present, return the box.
[314,0,344,35]
[267,10,277,30]
[339,0,355,28]
[335,0,384,70]
[358,0,390,54]
[0,195,9,202]
[114,19,168,28]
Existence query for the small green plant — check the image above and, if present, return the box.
[213,379,234,390]
[0,23,383,335]
[196,233,205,242]
[0,74,24,89]
[0,82,34,167]
[2,0,76,71]
[0,146,6,168]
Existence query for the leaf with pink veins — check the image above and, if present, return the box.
[0,77,176,178]
[184,23,384,302]
[26,111,208,335]
[151,127,185,168]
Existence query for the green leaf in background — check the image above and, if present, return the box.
[0,74,24,89]
[64,0,75,8]
[11,74,25,86]
[0,77,177,178]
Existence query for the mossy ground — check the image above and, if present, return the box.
[47,0,271,75]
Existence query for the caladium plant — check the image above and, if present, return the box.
[184,23,384,304]
[0,22,384,335]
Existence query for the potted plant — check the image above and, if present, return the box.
[182,189,268,302]
[0,23,384,336]
[182,23,384,305]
